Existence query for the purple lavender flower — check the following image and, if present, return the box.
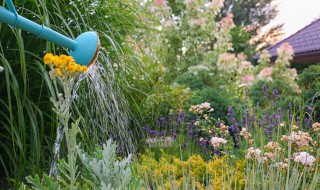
[273,89,279,100]
[156,120,160,127]
[180,142,187,150]
[142,126,150,133]
[262,85,267,98]
[278,107,283,120]
[213,149,221,156]
[228,107,233,115]
[176,117,181,127]
[159,130,165,137]
[148,130,157,138]
[179,112,185,119]
[307,106,312,114]
[262,84,267,93]
[296,116,300,126]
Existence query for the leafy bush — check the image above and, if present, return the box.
[187,88,234,121]
[298,64,320,120]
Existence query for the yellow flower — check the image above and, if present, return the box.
[80,65,88,72]
[54,57,66,68]
[66,56,75,63]
[67,62,77,73]
[43,53,54,64]
[55,68,62,76]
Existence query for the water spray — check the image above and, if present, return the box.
[0,0,100,66]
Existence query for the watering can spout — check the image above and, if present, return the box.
[0,0,100,66]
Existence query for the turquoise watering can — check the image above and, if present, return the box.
[0,0,100,66]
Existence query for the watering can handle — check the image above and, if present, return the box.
[5,0,17,14]
[4,0,18,27]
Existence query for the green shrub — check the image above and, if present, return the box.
[187,88,234,121]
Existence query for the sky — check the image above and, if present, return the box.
[266,0,320,38]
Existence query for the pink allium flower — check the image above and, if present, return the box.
[294,152,316,166]
[210,137,227,148]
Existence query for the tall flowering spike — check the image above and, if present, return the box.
[276,43,294,67]
[257,67,273,81]
[217,53,237,72]
[258,50,271,66]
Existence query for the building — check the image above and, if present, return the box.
[253,18,320,64]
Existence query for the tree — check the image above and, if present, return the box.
[221,0,279,36]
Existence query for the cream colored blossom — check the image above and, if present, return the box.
[312,122,320,134]
[240,128,252,139]
[246,147,262,160]
[264,141,281,152]
[274,162,288,170]
[220,123,229,134]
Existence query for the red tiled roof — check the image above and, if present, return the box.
[253,18,320,62]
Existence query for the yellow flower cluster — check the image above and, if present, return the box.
[136,151,245,190]
[43,53,88,77]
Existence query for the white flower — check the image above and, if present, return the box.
[294,152,316,166]
[210,137,227,148]
[0,66,3,73]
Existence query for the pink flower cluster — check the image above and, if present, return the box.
[257,67,273,81]
[294,152,316,166]
[241,75,255,85]
[210,137,227,148]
